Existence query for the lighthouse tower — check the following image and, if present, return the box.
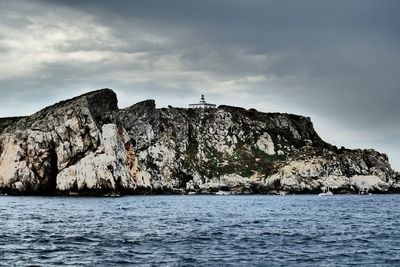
[189,94,216,109]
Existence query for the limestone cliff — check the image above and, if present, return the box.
[0,89,398,195]
[0,89,138,195]
[119,100,399,194]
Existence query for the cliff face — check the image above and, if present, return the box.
[0,89,138,195]
[0,89,398,195]
[119,100,398,194]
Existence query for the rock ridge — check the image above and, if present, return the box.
[0,89,398,195]
[0,89,138,195]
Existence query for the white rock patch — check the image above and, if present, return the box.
[56,124,137,192]
[350,175,390,191]
[256,132,275,155]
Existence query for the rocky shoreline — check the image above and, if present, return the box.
[0,89,398,196]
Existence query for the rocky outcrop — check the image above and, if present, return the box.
[0,89,138,195]
[0,89,398,195]
[0,117,25,134]
[119,101,398,194]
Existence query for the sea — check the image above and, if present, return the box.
[0,195,399,266]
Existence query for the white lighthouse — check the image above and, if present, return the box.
[189,94,216,109]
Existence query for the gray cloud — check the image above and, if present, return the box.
[0,0,399,169]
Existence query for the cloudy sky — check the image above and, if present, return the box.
[0,0,399,170]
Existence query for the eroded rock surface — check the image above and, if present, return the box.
[0,117,25,134]
[0,89,398,195]
[0,89,138,195]
[119,101,399,194]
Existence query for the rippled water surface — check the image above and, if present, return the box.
[1,195,400,266]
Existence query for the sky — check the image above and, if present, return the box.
[0,0,399,170]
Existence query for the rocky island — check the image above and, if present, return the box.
[0,89,398,195]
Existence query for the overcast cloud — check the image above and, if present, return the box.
[0,0,399,170]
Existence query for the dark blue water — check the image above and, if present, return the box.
[0,195,399,266]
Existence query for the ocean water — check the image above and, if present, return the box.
[0,195,399,266]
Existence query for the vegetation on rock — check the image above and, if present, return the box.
[0,89,398,195]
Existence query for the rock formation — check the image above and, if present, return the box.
[0,117,25,134]
[0,89,398,195]
[0,89,138,195]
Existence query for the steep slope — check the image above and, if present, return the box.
[0,89,138,195]
[0,89,398,195]
[119,100,399,194]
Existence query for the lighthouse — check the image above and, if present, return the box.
[189,94,216,109]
